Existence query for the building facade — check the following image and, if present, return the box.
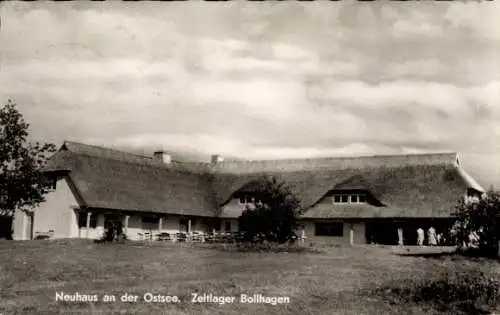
[12,141,485,245]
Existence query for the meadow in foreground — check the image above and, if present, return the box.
[0,240,498,315]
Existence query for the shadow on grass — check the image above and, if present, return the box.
[193,242,326,254]
[394,249,500,263]
[394,251,460,259]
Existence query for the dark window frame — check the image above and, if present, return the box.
[224,221,231,232]
[238,194,260,205]
[314,222,343,237]
[78,212,98,229]
[142,216,159,224]
[238,196,246,204]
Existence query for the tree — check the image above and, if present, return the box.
[451,190,500,258]
[238,176,302,244]
[0,100,56,219]
[99,220,126,243]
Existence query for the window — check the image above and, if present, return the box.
[45,176,57,190]
[224,221,231,232]
[78,212,98,228]
[238,195,259,205]
[142,216,159,224]
[315,222,343,237]
[238,196,246,204]
[332,193,367,204]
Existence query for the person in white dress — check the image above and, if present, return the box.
[428,227,437,246]
[417,228,424,246]
[397,228,404,246]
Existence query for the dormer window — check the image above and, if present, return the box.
[238,195,261,205]
[239,196,255,205]
[332,193,367,204]
[46,177,57,190]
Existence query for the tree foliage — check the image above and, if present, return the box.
[451,190,500,258]
[98,221,126,243]
[238,176,302,244]
[0,100,56,217]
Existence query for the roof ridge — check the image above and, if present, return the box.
[62,140,154,160]
[62,149,211,175]
[210,152,459,174]
[218,151,458,164]
[62,141,457,164]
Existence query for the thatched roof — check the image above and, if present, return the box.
[211,163,477,218]
[43,141,484,219]
[44,141,217,216]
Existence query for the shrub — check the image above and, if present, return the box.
[375,269,500,314]
[451,190,500,258]
[96,221,127,243]
[238,176,302,244]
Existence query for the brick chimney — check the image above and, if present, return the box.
[210,154,224,164]
[153,150,172,164]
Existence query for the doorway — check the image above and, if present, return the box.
[365,220,399,245]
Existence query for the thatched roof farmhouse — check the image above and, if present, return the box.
[12,141,484,245]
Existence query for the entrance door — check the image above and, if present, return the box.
[179,218,189,233]
[104,214,122,229]
[365,220,399,245]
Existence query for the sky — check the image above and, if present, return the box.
[0,2,499,188]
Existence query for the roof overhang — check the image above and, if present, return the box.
[42,169,71,174]
[455,165,485,193]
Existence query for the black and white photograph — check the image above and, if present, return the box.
[0,1,499,314]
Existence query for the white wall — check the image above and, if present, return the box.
[121,214,214,241]
[302,220,366,245]
[220,219,239,232]
[123,214,144,241]
[12,209,27,240]
[13,177,80,240]
[220,198,246,219]
[77,213,105,240]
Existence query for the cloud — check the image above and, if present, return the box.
[443,2,500,41]
[248,143,378,160]
[1,2,499,186]
[385,59,447,79]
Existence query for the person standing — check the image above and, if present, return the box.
[428,226,437,246]
[417,228,424,246]
[397,228,404,246]
[436,233,443,245]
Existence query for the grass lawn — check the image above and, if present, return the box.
[0,240,498,315]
